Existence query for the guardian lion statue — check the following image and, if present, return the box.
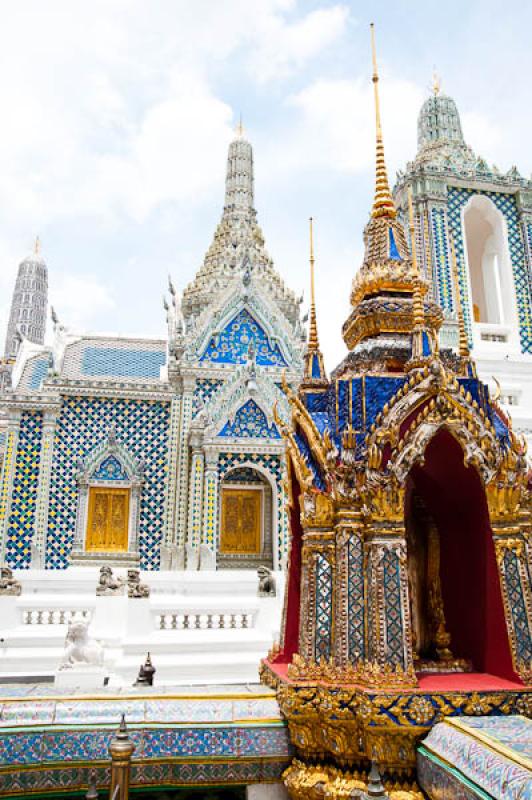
[257,566,276,597]
[59,619,104,669]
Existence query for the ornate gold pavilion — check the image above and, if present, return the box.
[261,26,532,798]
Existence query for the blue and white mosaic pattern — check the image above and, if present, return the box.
[192,378,224,417]
[47,397,170,569]
[219,399,280,439]
[5,412,43,569]
[92,455,129,482]
[200,309,288,367]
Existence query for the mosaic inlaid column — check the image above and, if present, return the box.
[32,406,59,568]
[335,510,365,668]
[186,431,204,571]
[175,376,195,557]
[200,449,219,570]
[0,410,21,563]
[494,535,532,678]
[365,536,412,671]
[298,525,334,664]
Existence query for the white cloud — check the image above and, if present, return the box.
[48,274,115,333]
[249,5,350,82]
[285,75,423,175]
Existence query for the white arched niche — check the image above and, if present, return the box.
[462,195,519,352]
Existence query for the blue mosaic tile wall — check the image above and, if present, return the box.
[447,187,532,353]
[219,399,280,439]
[81,347,166,379]
[47,397,170,569]
[5,412,43,569]
[192,377,224,417]
[200,309,288,366]
[431,207,454,313]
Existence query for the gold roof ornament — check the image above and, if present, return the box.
[370,23,396,220]
[34,236,41,256]
[302,217,327,387]
[341,25,443,354]
[235,114,245,138]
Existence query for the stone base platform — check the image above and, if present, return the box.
[0,683,291,797]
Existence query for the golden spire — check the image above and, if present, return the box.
[308,216,319,350]
[370,23,396,219]
[236,113,244,138]
[449,234,469,358]
[408,188,424,329]
[432,69,441,96]
[34,236,41,256]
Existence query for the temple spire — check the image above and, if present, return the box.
[308,217,319,350]
[370,23,396,219]
[224,120,254,211]
[302,217,327,387]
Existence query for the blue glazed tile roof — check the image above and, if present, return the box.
[61,338,167,383]
[17,353,51,391]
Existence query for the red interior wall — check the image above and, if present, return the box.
[409,430,518,681]
[273,463,303,663]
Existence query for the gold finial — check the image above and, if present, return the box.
[236,114,244,138]
[449,234,469,358]
[370,24,396,219]
[408,188,424,329]
[34,236,41,256]
[308,216,319,350]
[432,69,441,96]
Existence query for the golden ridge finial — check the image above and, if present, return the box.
[308,216,319,350]
[370,23,396,219]
[449,234,469,358]
[408,188,424,329]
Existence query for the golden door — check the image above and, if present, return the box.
[220,489,261,554]
[86,487,130,552]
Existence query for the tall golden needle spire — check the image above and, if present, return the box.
[236,114,244,138]
[449,235,469,358]
[34,236,41,256]
[370,23,396,219]
[308,217,319,350]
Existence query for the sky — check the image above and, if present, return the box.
[0,0,531,369]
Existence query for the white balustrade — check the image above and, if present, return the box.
[156,611,254,630]
[22,608,92,625]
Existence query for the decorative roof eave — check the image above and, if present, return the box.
[197,366,290,439]
[184,275,304,369]
[273,404,314,492]
[281,372,331,474]
[342,298,443,352]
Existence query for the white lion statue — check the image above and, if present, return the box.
[59,619,104,670]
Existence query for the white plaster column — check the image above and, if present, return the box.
[0,409,21,564]
[175,375,195,562]
[32,405,60,568]
[200,449,219,570]
[186,430,204,570]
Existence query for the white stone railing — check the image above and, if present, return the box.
[22,608,92,625]
[156,610,255,630]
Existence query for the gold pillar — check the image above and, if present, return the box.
[109,715,135,800]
